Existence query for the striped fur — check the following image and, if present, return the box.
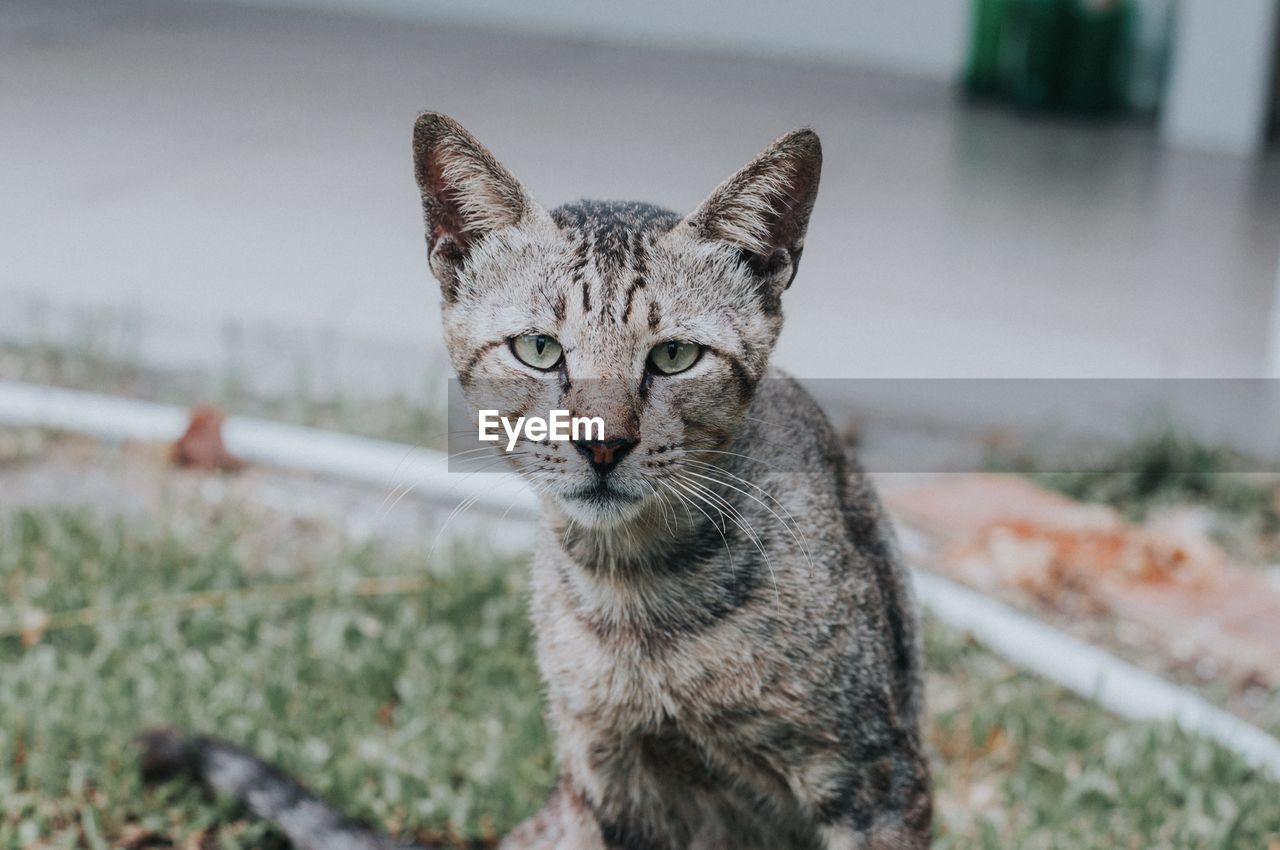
[141,114,930,850]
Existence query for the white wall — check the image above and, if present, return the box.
[1162,0,1279,156]
[194,0,1280,157]
[206,0,973,79]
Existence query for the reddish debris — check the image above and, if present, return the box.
[170,405,243,472]
[888,475,1223,590]
[886,474,1280,686]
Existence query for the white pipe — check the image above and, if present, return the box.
[911,567,1280,780]
[221,416,539,520]
[0,379,190,443]
[0,380,538,520]
[1,378,1277,778]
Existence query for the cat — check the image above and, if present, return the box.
[141,113,932,850]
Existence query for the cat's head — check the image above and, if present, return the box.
[413,113,821,528]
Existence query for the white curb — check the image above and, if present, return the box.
[909,563,1280,780]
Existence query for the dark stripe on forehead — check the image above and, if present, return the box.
[630,230,649,274]
[647,300,662,331]
[550,201,679,322]
[620,275,646,324]
[550,200,682,236]
[568,235,591,313]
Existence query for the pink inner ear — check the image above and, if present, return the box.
[419,144,532,262]
[423,156,473,255]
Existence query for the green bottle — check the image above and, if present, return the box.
[1062,0,1134,115]
[964,0,1009,96]
[1004,0,1072,110]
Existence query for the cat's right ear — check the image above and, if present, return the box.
[683,128,822,299]
[412,112,542,298]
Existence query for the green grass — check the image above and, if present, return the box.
[0,510,551,849]
[2,507,1278,849]
[923,624,1279,849]
[1032,429,1276,520]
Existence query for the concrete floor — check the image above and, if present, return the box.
[4,0,1280,386]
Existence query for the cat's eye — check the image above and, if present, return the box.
[511,334,564,370]
[647,340,702,375]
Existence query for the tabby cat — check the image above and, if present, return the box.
[142,113,932,850]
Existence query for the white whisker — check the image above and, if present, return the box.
[671,474,780,603]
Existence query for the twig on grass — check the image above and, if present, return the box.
[0,573,434,643]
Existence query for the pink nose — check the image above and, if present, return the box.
[572,437,639,474]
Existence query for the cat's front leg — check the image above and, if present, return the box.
[819,822,930,850]
[818,825,868,850]
[499,780,609,850]
[793,749,932,850]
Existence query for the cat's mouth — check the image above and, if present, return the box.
[564,479,642,506]
[557,477,648,526]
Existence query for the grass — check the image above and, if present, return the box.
[923,624,1279,849]
[1032,429,1276,520]
[0,509,551,849]
[2,506,1278,849]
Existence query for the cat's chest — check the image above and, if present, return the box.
[535,581,768,730]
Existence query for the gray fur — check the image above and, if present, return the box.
[138,730,417,850]
[141,113,930,850]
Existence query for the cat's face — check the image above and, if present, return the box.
[413,114,821,528]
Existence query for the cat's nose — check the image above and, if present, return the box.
[572,437,639,475]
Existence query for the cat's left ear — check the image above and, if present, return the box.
[412,112,547,299]
[683,128,822,294]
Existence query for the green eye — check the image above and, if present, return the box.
[511,334,564,370]
[647,340,702,375]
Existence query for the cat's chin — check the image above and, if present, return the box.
[555,481,648,528]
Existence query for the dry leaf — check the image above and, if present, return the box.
[171,406,243,472]
[20,607,50,647]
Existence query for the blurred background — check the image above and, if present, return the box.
[5,0,1280,391]
[4,2,1280,848]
